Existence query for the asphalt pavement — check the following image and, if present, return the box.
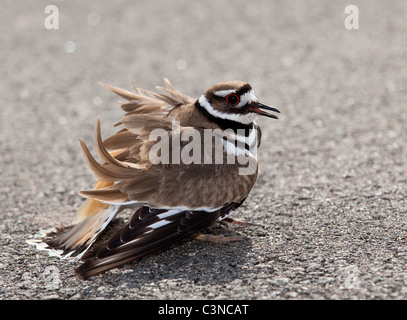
[1,0,407,300]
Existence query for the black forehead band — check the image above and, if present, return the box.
[237,84,252,95]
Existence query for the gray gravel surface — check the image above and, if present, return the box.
[1,0,407,300]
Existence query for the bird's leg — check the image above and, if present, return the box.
[190,233,244,243]
[219,217,259,227]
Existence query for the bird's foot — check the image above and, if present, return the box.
[219,217,260,227]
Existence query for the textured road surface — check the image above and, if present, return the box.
[1,0,407,299]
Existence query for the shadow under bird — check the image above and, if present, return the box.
[28,78,280,280]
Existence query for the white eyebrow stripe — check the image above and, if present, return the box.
[213,89,237,97]
[236,89,257,108]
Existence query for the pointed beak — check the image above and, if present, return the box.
[249,102,280,119]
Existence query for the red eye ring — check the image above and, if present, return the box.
[225,94,240,106]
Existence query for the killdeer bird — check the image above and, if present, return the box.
[28,79,279,280]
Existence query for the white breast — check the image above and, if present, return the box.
[221,122,259,159]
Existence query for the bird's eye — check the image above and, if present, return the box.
[225,94,240,106]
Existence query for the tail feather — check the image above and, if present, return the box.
[75,198,111,222]
[27,140,137,259]
[27,205,120,259]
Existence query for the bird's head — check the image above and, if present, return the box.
[198,81,280,125]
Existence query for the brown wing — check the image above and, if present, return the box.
[79,117,257,209]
